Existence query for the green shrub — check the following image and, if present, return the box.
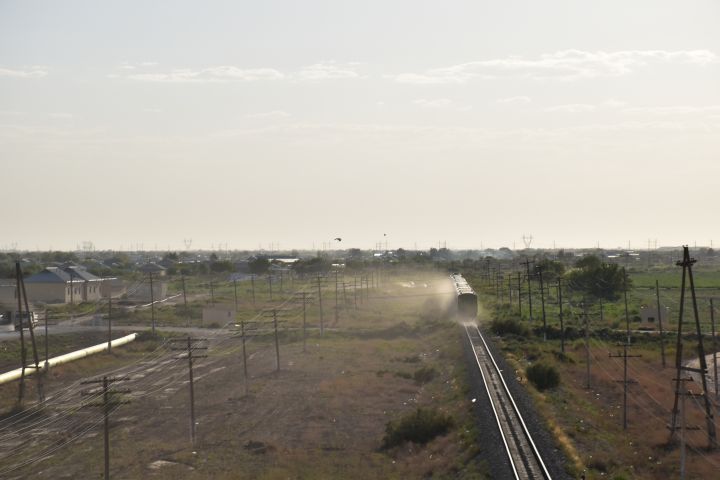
[413,366,437,384]
[526,362,560,391]
[382,407,454,449]
[490,318,530,337]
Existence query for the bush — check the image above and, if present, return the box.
[382,407,454,449]
[413,366,437,384]
[526,362,560,391]
[490,318,530,337]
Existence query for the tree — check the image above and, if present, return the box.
[565,254,628,301]
[248,257,270,275]
[535,258,565,281]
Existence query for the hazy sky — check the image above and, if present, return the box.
[2,1,719,251]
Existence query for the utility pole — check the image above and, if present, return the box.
[609,343,641,430]
[262,309,287,372]
[668,246,717,448]
[181,271,189,327]
[334,270,339,325]
[656,280,666,368]
[16,262,44,405]
[711,298,718,399]
[170,337,207,446]
[80,376,130,479]
[233,279,238,312]
[107,295,112,352]
[583,301,591,389]
[149,272,156,335]
[523,258,533,321]
[301,292,308,352]
[558,279,565,353]
[623,267,630,344]
[268,274,273,301]
[537,265,547,341]
[316,275,324,335]
[251,274,256,306]
[209,280,215,306]
[353,277,358,309]
[517,271,523,316]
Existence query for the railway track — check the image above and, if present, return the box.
[464,323,552,480]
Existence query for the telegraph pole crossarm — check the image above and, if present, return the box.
[80,376,131,480]
[170,337,208,446]
[609,343,642,430]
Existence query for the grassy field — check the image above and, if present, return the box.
[470,263,720,480]
[0,270,491,479]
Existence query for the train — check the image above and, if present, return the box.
[451,274,478,318]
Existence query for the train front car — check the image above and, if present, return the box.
[451,274,478,319]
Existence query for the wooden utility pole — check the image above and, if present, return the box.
[272,309,280,371]
[668,246,716,448]
[16,262,44,405]
[523,258,533,322]
[558,279,565,353]
[623,267,630,344]
[267,274,273,301]
[209,280,215,306]
[170,338,207,446]
[149,272,156,335]
[251,274,256,306]
[711,298,718,399]
[80,376,130,479]
[583,301,591,389]
[233,279,238,311]
[609,343,641,430]
[334,270,339,324]
[537,265,547,341]
[181,271,189,327]
[107,295,112,352]
[316,275,324,335]
[656,280,666,368]
[517,271,522,315]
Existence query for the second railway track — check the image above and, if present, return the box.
[464,322,552,480]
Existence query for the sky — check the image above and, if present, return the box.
[1,0,719,252]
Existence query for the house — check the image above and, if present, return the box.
[139,262,166,277]
[0,280,17,309]
[639,305,671,328]
[24,265,104,304]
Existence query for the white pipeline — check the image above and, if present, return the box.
[0,333,137,385]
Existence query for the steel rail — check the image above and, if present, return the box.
[465,323,552,479]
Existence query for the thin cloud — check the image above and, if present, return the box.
[245,110,292,119]
[496,96,532,104]
[294,62,361,81]
[0,66,48,78]
[622,105,720,115]
[392,49,718,84]
[545,104,597,113]
[413,98,471,111]
[126,66,285,83]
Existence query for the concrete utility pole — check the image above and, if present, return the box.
[334,270,339,324]
[656,280,666,368]
[107,295,112,352]
[609,343,641,430]
[170,338,207,447]
[16,262,44,405]
[80,376,130,480]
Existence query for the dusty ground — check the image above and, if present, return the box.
[0,272,490,479]
[496,334,720,480]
